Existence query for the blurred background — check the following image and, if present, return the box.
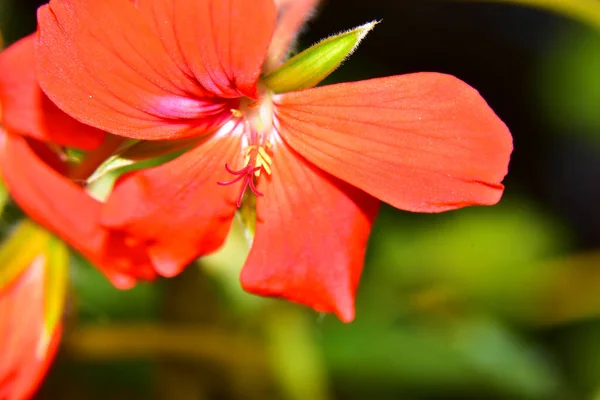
[2,0,600,398]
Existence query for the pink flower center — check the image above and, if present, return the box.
[217,94,275,207]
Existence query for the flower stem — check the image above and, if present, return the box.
[67,134,126,183]
[63,323,268,368]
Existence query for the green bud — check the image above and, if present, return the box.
[0,219,67,347]
[262,21,378,94]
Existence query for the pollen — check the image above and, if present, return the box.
[244,143,273,177]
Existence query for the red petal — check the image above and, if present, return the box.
[265,0,320,71]
[0,35,104,149]
[0,133,157,287]
[138,0,276,98]
[36,0,232,140]
[275,73,513,213]
[101,124,244,276]
[0,257,61,400]
[240,141,379,322]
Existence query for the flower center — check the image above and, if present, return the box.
[217,93,275,207]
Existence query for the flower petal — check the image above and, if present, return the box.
[138,0,277,98]
[101,122,245,277]
[0,35,104,149]
[265,0,320,72]
[0,256,61,400]
[241,141,379,322]
[0,133,157,287]
[274,73,513,213]
[36,0,232,140]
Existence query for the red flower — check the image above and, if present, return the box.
[0,256,61,400]
[36,0,512,321]
[0,35,157,288]
[0,35,103,149]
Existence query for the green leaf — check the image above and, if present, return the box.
[321,315,561,398]
[265,308,330,400]
[535,27,600,144]
[70,253,160,321]
[262,21,378,94]
[0,178,8,216]
[199,219,263,313]
[366,198,569,320]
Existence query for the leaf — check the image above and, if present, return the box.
[0,178,8,215]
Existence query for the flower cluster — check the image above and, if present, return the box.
[0,0,512,397]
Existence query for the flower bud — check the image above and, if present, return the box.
[0,220,66,399]
[262,21,378,94]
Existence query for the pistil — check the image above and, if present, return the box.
[218,162,264,207]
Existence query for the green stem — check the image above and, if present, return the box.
[67,134,126,183]
[264,307,331,400]
[64,323,268,369]
[0,178,8,215]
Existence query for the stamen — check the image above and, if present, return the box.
[218,117,274,207]
[258,146,272,164]
[255,146,272,176]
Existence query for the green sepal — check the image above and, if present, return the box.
[86,137,202,185]
[86,150,187,202]
[262,21,378,94]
